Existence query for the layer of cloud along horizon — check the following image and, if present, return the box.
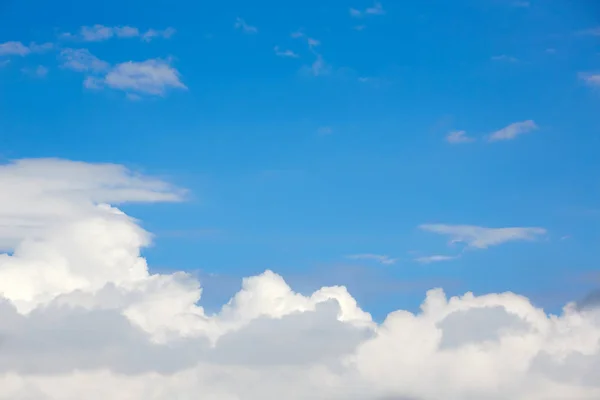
[0,158,598,400]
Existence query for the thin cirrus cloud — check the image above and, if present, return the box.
[445,130,475,144]
[61,25,175,42]
[274,46,299,58]
[60,48,186,97]
[414,255,458,264]
[346,254,398,265]
[0,41,53,56]
[579,72,600,88]
[21,65,48,78]
[234,18,258,34]
[491,54,519,63]
[60,48,110,73]
[487,120,538,142]
[350,2,385,17]
[419,224,547,249]
[1,158,599,400]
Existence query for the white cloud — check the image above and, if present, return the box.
[60,48,110,72]
[346,254,398,265]
[142,27,176,42]
[419,224,547,249]
[488,120,538,142]
[0,41,53,56]
[491,54,519,63]
[0,41,30,56]
[580,72,600,88]
[350,2,385,17]
[317,126,333,135]
[103,59,187,96]
[577,27,600,36]
[274,46,299,58]
[350,8,362,17]
[234,18,258,34]
[414,255,458,264]
[366,2,385,15]
[21,65,48,78]
[61,51,186,97]
[308,55,331,76]
[0,158,599,399]
[446,130,474,144]
[64,25,175,42]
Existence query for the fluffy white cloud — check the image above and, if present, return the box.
[419,224,547,249]
[0,158,599,400]
[60,50,186,97]
[488,120,538,142]
[62,25,175,42]
[0,41,53,56]
[103,59,187,95]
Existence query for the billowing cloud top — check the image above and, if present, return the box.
[0,158,599,400]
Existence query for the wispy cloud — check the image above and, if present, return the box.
[21,65,48,78]
[576,27,600,36]
[0,41,53,56]
[60,48,110,72]
[306,54,331,76]
[366,2,385,14]
[488,120,538,142]
[350,2,385,17]
[61,25,175,42]
[419,224,547,249]
[317,126,333,135]
[414,255,458,264]
[235,18,258,34]
[512,1,530,7]
[346,253,398,265]
[579,72,600,88]
[446,130,474,144]
[274,46,299,58]
[491,54,519,63]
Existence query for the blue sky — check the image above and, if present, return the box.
[1,0,600,318]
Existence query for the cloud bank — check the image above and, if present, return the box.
[0,158,599,400]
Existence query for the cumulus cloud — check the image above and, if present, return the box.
[62,25,175,42]
[419,224,547,249]
[60,50,186,97]
[445,130,474,144]
[0,158,599,400]
[0,41,53,56]
[488,120,538,142]
[103,59,187,95]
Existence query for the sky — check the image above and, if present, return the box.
[1,0,600,399]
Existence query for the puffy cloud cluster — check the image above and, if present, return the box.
[0,158,599,400]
